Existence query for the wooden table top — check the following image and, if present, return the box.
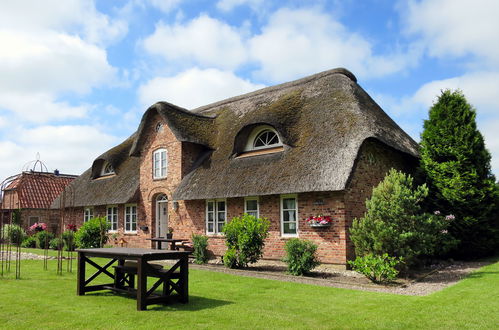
[76,247,190,257]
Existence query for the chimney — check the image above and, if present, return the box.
[54,169,60,176]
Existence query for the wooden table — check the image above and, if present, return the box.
[76,248,189,311]
[146,238,188,250]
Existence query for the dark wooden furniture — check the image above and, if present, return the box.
[76,248,189,311]
[146,238,188,250]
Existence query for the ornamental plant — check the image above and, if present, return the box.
[306,215,332,225]
[192,234,209,264]
[283,238,320,276]
[350,169,457,267]
[75,217,110,248]
[1,224,26,246]
[29,222,47,232]
[419,89,499,257]
[35,230,55,249]
[348,254,402,284]
[222,213,270,268]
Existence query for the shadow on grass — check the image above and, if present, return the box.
[88,291,232,311]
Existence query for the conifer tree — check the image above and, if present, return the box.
[419,90,499,257]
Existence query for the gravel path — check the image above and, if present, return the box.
[2,251,492,296]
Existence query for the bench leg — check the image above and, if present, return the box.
[137,258,147,311]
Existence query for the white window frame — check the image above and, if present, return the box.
[206,199,226,235]
[107,205,118,232]
[83,207,94,223]
[280,194,298,237]
[101,162,115,176]
[244,125,282,152]
[153,149,168,179]
[244,197,259,219]
[125,204,137,233]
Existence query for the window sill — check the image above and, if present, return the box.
[153,177,167,181]
[124,231,137,235]
[281,234,299,238]
[236,146,284,159]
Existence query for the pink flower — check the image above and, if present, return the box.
[434,210,441,215]
[445,214,455,221]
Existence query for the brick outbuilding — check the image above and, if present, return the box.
[53,68,419,265]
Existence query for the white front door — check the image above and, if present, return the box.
[156,195,168,239]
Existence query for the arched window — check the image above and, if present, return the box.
[101,162,114,176]
[244,125,282,151]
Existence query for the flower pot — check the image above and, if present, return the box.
[309,222,331,228]
[166,233,173,239]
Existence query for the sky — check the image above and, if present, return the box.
[1,0,499,180]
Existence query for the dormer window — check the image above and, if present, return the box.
[244,125,282,152]
[153,148,167,179]
[155,122,164,132]
[101,162,114,176]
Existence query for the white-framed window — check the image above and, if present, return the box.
[281,194,298,237]
[83,207,94,223]
[153,149,168,179]
[206,199,226,235]
[125,204,137,233]
[107,205,118,232]
[244,125,282,151]
[244,197,259,218]
[101,162,114,176]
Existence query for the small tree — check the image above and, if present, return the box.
[350,169,456,267]
[75,217,110,248]
[283,238,320,276]
[222,214,270,268]
[420,89,499,257]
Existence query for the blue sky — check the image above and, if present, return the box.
[1,0,498,178]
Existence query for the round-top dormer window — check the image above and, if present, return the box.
[244,125,282,151]
[101,162,114,176]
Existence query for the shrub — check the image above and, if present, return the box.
[36,231,55,249]
[350,169,457,267]
[222,214,270,268]
[192,234,209,264]
[1,224,26,245]
[348,254,402,284]
[75,217,110,248]
[49,237,63,250]
[21,235,37,248]
[62,230,76,251]
[283,238,320,276]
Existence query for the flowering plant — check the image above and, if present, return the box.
[306,215,332,225]
[29,222,47,232]
[67,224,77,232]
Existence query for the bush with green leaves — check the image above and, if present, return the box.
[349,254,401,284]
[350,169,457,267]
[192,234,209,264]
[75,217,110,248]
[62,230,76,251]
[21,235,37,248]
[222,213,270,268]
[283,238,320,276]
[49,237,63,250]
[1,224,26,246]
[36,231,54,249]
[419,89,499,257]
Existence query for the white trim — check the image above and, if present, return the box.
[155,194,168,238]
[153,148,168,179]
[106,205,118,232]
[83,207,94,223]
[101,162,115,176]
[206,199,226,235]
[280,194,298,237]
[244,196,259,219]
[244,125,282,151]
[125,203,137,234]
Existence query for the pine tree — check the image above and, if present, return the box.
[419,90,499,257]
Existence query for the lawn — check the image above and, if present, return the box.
[0,257,498,329]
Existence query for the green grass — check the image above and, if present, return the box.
[0,257,498,329]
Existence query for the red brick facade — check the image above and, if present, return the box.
[66,116,412,265]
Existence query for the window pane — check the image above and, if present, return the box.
[247,211,258,218]
[283,222,296,234]
[217,201,225,211]
[218,211,225,221]
[246,200,257,211]
[207,223,214,232]
[217,222,224,233]
[207,202,214,212]
[283,198,295,210]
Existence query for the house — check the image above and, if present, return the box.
[53,68,419,264]
[1,170,77,232]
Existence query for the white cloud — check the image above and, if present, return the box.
[142,15,248,69]
[0,125,117,177]
[404,0,499,67]
[0,0,128,46]
[216,0,264,12]
[249,8,416,82]
[138,68,265,109]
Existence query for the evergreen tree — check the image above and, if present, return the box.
[419,90,499,257]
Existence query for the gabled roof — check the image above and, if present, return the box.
[3,171,76,209]
[172,68,419,200]
[52,134,140,208]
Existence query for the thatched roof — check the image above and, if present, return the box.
[172,68,419,200]
[52,134,139,208]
